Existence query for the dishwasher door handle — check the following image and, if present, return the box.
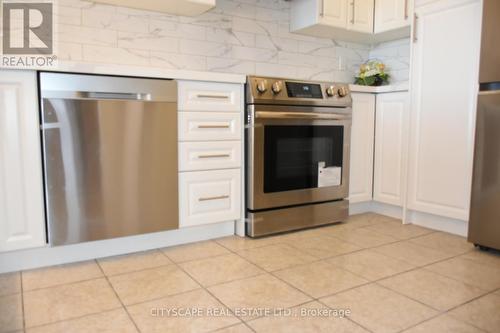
[77,91,152,100]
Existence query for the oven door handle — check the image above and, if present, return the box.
[255,111,351,120]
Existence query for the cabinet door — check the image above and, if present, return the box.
[408,0,481,220]
[349,93,376,203]
[347,0,374,33]
[179,169,241,228]
[322,0,348,28]
[0,70,46,252]
[374,92,409,206]
[374,0,411,33]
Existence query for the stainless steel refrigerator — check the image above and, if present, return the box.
[468,0,500,250]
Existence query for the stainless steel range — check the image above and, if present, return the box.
[245,76,352,237]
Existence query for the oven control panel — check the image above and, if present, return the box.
[247,76,351,107]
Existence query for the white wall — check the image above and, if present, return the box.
[54,0,372,82]
[369,38,411,83]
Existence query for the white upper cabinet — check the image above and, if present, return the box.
[323,0,349,27]
[0,70,46,252]
[348,0,375,33]
[291,0,410,43]
[375,0,413,33]
[407,0,481,220]
[349,93,376,203]
[374,92,409,206]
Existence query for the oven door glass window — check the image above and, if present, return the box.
[264,125,344,193]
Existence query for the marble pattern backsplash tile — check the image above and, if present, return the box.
[369,38,411,83]
[54,0,373,82]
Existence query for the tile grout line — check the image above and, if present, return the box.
[19,307,129,332]
[94,259,142,333]
[20,271,26,332]
[316,298,376,333]
[157,249,257,333]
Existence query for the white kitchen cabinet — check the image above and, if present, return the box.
[375,0,412,33]
[0,70,46,252]
[179,141,241,172]
[178,112,241,142]
[348,0,375,33]
[407,0,481,220]
[349,93,376,203]
[374,92,409,206]
[178,81,242,113]
[177,80,243,230]
[322,0,349,27]
[291,0,409,43]
[179,169,241,228]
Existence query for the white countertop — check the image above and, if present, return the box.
[1,61,247,84]
[349,81,409,93]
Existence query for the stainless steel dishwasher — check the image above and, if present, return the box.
[39,72,178,245]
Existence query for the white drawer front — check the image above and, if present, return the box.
[179,141,241,171]
[179,112,241,141]
[178,80,242,112]
[179,169,241,227]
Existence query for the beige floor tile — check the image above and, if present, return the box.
[248,301,369,333]
[378,269,486,311]
[363,222,434,240]
[180,253,263,286]
[327,227,399,248]
[274,261,368,298]
[461,250,500,267]
[374,241,452,266]
[22,261,103,291]
[25,308,137,333]
[207,274,311,319]
[214,324,253,333]
[287,236,361,259]
[97,250,171,276]
[344,213,395,228]
[425,256,500,291]
[0,293,23,333]
[402,314,483,333]
[215,236,280,252]
[409,232,474,256]
[108,265,199,305]
[449,293,500,333]
[127,289,239,333]
[327,250,415,281]
[162,240,230,263]
[23,278,121,328]
[321,283,437,333]
[238,244,316,271]
[0,272,21,297]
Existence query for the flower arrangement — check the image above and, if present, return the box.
[355,60,389,86]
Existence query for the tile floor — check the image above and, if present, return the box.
[1,213,500,333]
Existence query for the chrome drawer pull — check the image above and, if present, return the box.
[197,124,230,129]
[198,195,230,202]
[196,94,229,99]
[198,154,231,159]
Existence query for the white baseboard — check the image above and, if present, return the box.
[349,201,403,219]
[406,210,468,237]
[0,221,235,274]
[349,200,467,237]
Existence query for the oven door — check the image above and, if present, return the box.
[247,104,351,211]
